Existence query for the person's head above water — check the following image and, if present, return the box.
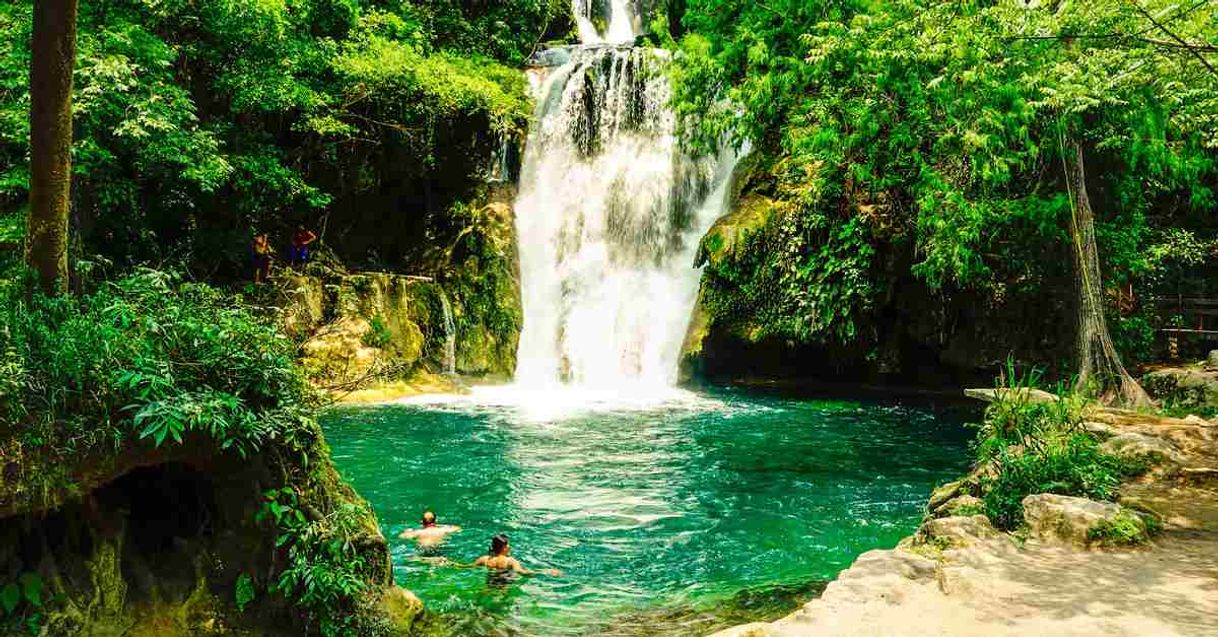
[421,511,437,527]
[490,534,510,556]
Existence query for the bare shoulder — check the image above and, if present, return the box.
[474,555,488,565]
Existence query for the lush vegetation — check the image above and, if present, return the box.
[673,0,1218,370]
[966,369,1149,530]
[0,270,383,634]
[0,0,560,279]
[0,270,309,460]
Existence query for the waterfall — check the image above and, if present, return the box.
[511,3,740,390]
[484,131,518,184]
[438,291,457,376]
[573,0,637,45]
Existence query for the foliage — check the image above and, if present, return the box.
[258,486,371,637]
[671,0,1218,357]
[0,572,43,636]
[0,269,313,468]
[362,314,393,349]
[0,0,535,276]
[970,365,1148,529]
[437,197,522,367]
[698,196,877,344]
[234,573,256,613]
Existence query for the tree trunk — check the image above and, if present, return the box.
[1063,138,1151,407]
[27,0,78,296]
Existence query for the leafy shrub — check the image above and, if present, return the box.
[981,434,1143,530]
[362,315,393,349]
[972,364,1149,529]
[0,269,314,496]
[258,487,371,637]
[0,271,383,633]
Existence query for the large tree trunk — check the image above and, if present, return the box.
[27,0,78,296]
[1063,138,1151,407]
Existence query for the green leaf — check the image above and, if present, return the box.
[235,573,255,612]
[18,573,41,607]
[1,582,20,615]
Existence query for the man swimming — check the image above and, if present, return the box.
[471,534,561,577]
[398,511,461,549]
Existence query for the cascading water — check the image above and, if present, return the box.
[511,2,740,390]
[438,291,457,376]
[573,0,637,44]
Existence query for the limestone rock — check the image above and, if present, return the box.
[933,494,985,518]
[371,586,423,634]
[1099,432,1184,464]
[1083,421,1118,436]
[1143,366,1218,409]
[964,387,1058,404]
[927,480,964,512]
[1182,414,1213,427]
[707,623,778,637]
[276,274,326,339]
[915,515,999,547]
[1022,494,1146,547]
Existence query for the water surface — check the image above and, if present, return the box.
[321,388,972,636]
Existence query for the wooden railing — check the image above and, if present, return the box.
[1151,296,1218,335]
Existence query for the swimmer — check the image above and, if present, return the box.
[470,534,561,577]
[398,511,461,549]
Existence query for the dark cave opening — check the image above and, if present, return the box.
[93,462,217,555]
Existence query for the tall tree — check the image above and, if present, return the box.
[26,0,77,295]
[1062,136,1151,406]
[671,0,1217,405]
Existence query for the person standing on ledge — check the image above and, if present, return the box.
[399,511,462,550]
[251,232,273,284]
[290,224,317,267]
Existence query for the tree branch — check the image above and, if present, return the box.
[1125,0,1217,74]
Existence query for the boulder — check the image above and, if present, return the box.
[1143,366,1218,409]
[369,586,423,634]
[1022,494,1146,547]
[927,480,964,512]
[933,494,985,518]
[1099,432,1184,465]
[1207,350,1218,370]
[1083,421,1117,436]
[915,515,999,547]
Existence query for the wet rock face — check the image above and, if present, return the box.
[281,185,523,387]
[295,273,429,388]
[1021,494,1148,547]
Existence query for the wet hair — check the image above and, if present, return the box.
[421,511,436,526]
[490,534,509,556]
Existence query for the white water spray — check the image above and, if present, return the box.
[510,3,740,391]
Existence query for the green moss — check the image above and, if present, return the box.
[1087,509,1153,546]
[362,315,393,349]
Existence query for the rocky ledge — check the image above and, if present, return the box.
[710,410,1218,637]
